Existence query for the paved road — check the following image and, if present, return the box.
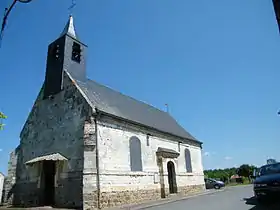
[142,185,280,210]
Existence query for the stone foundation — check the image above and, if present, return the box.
[177,184,206,196]
[95,184,205,209]
[99,188,161,209]
[163,184,205,198]
[55,177,83,209]
[3,183,204,209]
[7,182,42,207]
[83,192,97,210]
[2,178,83,209]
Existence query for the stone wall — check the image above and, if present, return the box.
[2,71,205,209]
[177,184,206,196]
[2,148,18,205]
[0,173,4,205]
[97,115,203,174]
[98,184,205,208]
[100,188,161,208]
[93,115,205,208]
[4,72,91,208]
[83,118,98,210]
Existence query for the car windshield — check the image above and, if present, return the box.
[259,163,280,176]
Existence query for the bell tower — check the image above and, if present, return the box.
[43,15,87,99]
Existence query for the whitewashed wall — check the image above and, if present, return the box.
[0,173,5,204]
[96,117,204,192]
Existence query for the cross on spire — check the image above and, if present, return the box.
[68,0,76,15]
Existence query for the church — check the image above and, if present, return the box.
[2,16,205,209]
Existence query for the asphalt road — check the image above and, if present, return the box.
[143,185,280,210]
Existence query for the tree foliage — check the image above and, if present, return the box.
[204,164,257,182]
[204,167,238,182]
[237,164,256,178]
[0,112,7,130]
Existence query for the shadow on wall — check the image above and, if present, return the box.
[2,145,43,207]
[244,196,280,210]
[2,145,21,206]
[3,146,84,208]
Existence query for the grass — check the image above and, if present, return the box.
[226,179,252,186]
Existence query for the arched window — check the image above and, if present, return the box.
[185,148,192,173]
[129,136,143,171]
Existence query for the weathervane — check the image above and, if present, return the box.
[0,0,32,47]
[0,0,77,47]
[68,0,76,16]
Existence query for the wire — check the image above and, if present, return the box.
[0,8,8,48]
[0,0,17,48]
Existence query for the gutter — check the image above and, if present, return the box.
[94,108,101,209]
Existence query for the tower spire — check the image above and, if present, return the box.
[43,14,87,99]
[60,15,77,39]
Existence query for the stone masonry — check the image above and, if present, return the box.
[3,72,92,208]
[81,114,205,209]
[2,15,205,210]
[3,85,205,209]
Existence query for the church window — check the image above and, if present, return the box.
[72,42,81,63]
[185,148,192,173]
[129,136,143,171]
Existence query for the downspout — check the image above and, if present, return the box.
[94,108,101,209]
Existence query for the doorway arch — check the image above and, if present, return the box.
[167,161,177,194]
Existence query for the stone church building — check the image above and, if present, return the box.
[3,16,205,209]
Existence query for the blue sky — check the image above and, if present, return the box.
[0,0,280,174]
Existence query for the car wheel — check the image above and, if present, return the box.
[214,184,220,190]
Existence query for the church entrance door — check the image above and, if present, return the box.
[167,161,177,194]
[42,160,56,206]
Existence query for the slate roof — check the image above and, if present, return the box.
[61,16,200,144]
[60,15,78,39]
[75,79,200,143]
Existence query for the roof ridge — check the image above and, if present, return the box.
[74,76,199,143]
[87,78,169,115]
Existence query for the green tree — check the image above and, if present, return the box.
[204,165,257,182]
[237,164,250,177]
[0,112,7,130]
[237,164,256,179]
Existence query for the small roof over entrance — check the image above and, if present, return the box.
[156,147,180,158]
[25,153,68,165]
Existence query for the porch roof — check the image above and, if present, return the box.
[25,153,68,165]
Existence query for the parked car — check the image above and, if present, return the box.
[253,162,280,202]
[204,178,225,189]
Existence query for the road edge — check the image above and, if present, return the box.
[107,188,225,210]
[134,189,225,210]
